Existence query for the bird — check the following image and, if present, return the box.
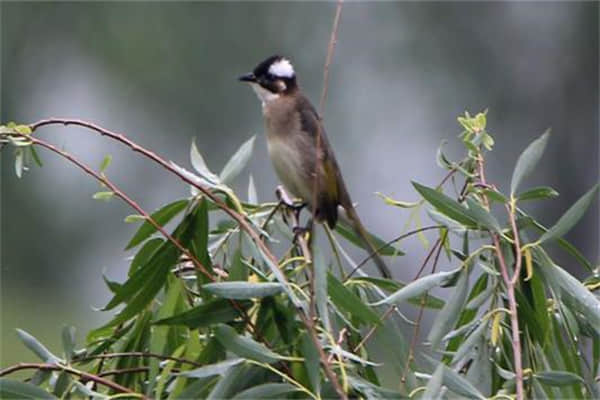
[239,55,392,279]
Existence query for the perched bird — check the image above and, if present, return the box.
[239,55,392,279]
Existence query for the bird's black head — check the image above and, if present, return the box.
[239,55,297,95]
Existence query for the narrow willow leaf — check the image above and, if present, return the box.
[16,329,62,363]
[202,282,283,299]
[328,273,380,325]
[441,365,486,399]
[92,191,114,201]
[465,197,502,233]
[99,154,112,173]
[14,148,24,178]
[231,383,299,399]
[72,381,107,399]
[314,248,330,330]
[220,135,255,184]
[428,267,469,349]
[482,188,508,204]
[207,364,261,400]
[375,192,420,208]
[347,376,406,400]
[61,326,76,363]
[517,186,559,202]
[539,257,600,335]
[191,139,220,184]
[451,320,487,365]
[153,299,251,329]
[413,182,477,227]
[0,379,57,399]
[539,184,598,243]
[510,129,550,195]
[30,146,43,167]
[213,324,285,364]
[371,268,459,306]
[53,371,71,397]
[178,358,245,378]
[124,214,145,223]
[247,175,258,204]
[335,219,404,256]
[257,246,304,311]
[534,371,584,386]
[300,332,320,393]
[125,199,188,250]
[466,277,496,309]
[422,364,444,399]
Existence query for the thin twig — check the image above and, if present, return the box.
[401,232,446,385]
[346,225,442,281]
[0,363,143,397]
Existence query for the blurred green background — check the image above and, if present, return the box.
[1,2,597,367]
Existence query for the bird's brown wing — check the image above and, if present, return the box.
[297,95,342,228]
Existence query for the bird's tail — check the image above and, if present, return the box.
[342,206,392,279]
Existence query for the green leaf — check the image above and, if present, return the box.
[0,379,57,399]
[52,371,71,397]
[213,324,285,364]
[314,248,331,330]
[257,245,304,311]
[510,129,550,195]
[300,332,320,393]
[428,267,469,349]
[92,191,114,201]
[125,199,188,250]
[61,326,76,363]
[16,329,62,363]
[350,276,445,309]
[247,175,258,204]
[534,371,584,386]
[482,188,508,204]
[231,383,300,399]
[202,282,283,299]
[465,197,502,233]
[413,182,477,227]
[14,148,24,178]
[327,273,380,325]
[371,268,459,306]
[517,186,559,202]
[441,364,486,399]
[539,184,598,243]
[129,237,163,276]
[178,358,245,378]
[30,146,43,167]
[153,299,251,329]
[376,192,420,208]
[335,219,404,256]
[124,214,146,223]
[191,139,220,184]
[347,375,406,399]
[451,319,487,365]
[422,364,444,399]
[99,154,112,173]
[219,135,255,184]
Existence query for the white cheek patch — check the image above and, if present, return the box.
[268,58,295,78]
[250,83,280,105]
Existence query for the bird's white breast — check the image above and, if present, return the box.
[266,136,310,201]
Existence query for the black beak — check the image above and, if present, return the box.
[238,72,256,83]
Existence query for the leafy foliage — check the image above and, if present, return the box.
[1,112,598,399]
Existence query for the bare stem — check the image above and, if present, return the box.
[477,156,524,400]
[0,363,144,397]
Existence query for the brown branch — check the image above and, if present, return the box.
[477,156,524,400]
[402,233,446,384]
[345,225,442,281]
[26,119,338,396]
[29,136,213,281]
[0,363,144,397]
[319,0,344,116]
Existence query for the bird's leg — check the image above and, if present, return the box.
[293,218,313,247]
[275,186,307,226]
